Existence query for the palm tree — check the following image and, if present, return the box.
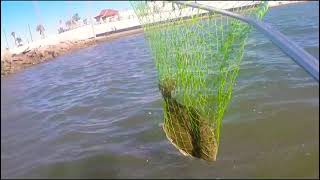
[65,20,72,30]
[83,18,87,25]
[71,13,81,28]
[16,37,23,47]
[11,32,17,46]
[36,24,45,39]
[72,13,80,22]
[58,20,64,33]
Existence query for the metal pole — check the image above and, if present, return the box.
[28,24,33,42]
[3,28,10,49]
[174,1,319,82]
[86,1,96,39]
[91,18,96,39]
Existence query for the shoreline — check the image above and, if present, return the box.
[1,28,143,77]
[1,1,309,78]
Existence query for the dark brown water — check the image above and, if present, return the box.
[1,2,319,178]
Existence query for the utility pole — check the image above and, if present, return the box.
[2,28,10,49]
[28,24,33,42]
[86,1,96,39]
[90,17,96,39]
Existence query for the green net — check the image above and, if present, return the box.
[131,1,269,161]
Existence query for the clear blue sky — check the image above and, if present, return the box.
[1,1,132,49]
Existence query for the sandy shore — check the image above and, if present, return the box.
[1,28,143,77]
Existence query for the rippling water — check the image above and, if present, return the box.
[1,2,319,178]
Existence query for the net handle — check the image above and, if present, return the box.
[173,1,319,82]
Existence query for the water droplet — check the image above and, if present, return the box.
[148,112,152,115]
[253,108,256,112]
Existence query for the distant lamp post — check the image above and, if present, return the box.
[2,28,10,49]
[28,24,33,42]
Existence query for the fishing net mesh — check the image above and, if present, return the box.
[131,1,269,161]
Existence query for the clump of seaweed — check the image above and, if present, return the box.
[159,77,218,161]
[131,1,269,161]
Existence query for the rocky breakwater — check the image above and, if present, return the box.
[1,39,97,77]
